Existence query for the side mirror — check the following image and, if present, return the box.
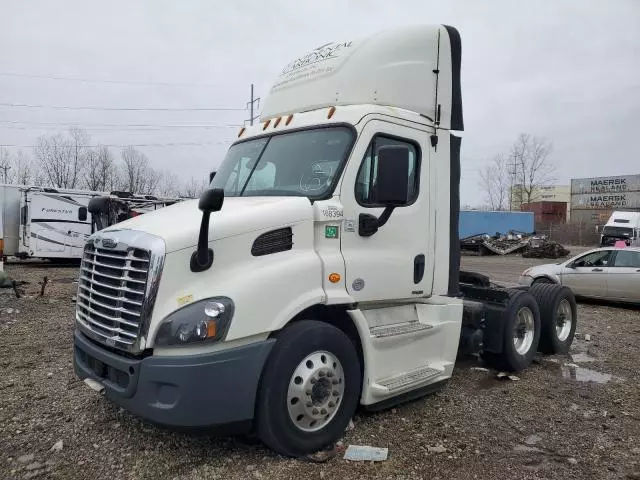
[199,188,224,213]
[88,197,110,215]
[373,146,410,205]
[191,188,225,272]
[359,146,410,237]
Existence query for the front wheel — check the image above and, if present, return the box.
[256,320,361,457]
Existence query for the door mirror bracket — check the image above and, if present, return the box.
[359,207,395,237]
[357,145,410,237]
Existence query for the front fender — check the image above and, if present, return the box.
[146,220,326,347]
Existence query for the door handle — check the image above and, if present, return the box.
[592,268,603,272]
[414,254,426,284]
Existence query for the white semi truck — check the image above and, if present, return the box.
[73,25,578,457]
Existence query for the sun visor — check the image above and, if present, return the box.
[260,24,462,131]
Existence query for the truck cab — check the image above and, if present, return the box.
[600,210,640,246]
[73,24,577,457]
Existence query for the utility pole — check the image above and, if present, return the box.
[245,84,260,126]
[507,156,518,211]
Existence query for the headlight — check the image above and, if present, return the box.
[155,297,234,346]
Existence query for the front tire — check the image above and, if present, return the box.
[256,320,361,457]
[482,291,541,372]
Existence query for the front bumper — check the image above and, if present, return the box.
[74,330,274,430]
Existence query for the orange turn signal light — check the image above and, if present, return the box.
[285,114,294,125]
[329,273,341,283]
[327,106,336,119]
[273,117,281,128]
[238,127,246,138]
[263,119,271,130]
[207,320,217,338]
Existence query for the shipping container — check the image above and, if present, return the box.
[570,174,640,195]
[459,210,535,239]
[570,174,640,210]
[521,201,567,225]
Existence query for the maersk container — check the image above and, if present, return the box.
[459,210,535,239]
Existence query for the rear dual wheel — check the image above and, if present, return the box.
[529,284,577,354]
[482,290,541,372]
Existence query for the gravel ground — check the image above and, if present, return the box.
[1,254,639,480]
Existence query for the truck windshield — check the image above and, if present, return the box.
[210,127,354,198]
[602,226,633,237]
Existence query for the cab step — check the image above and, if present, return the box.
[370,364,443,396]
[369,321,433,338]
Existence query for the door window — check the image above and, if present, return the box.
[572,250,612,268]
[612,250,640,268]
[355,136,420,207]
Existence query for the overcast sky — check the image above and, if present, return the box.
[1,0,639,204]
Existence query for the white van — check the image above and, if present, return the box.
[600,210,640,246]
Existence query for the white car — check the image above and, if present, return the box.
[519,247,640,303]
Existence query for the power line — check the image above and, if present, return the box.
[0,120,240,129]
[0,102,246,112]
[0,71,230,88]
[0,141,232,148]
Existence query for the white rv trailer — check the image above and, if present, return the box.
[0,185,182,260]
[0,185,105,260]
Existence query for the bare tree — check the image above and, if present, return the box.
[156,171,181,197]
[0,147,11,183]
[84,145,116,191]
[33,128,89,188]
[180,177,207,198]
[10,150,36,185]
[118,146,163,195]
[68,127,89,188]
[119,146,149,194]
[478,154,510,211]
[510,133,555,207]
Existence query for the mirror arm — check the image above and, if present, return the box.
[376,206,395,228]
[190,211,214,272]
[358,206,396,237]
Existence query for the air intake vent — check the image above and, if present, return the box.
[251,227,293,256]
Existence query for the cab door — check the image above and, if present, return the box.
[606,249,640,302]
[561,249,612,298]
[339,120,432,302]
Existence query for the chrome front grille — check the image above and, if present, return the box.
[76,243,150,349]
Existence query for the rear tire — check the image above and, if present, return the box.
[482,290,541,372]
[256,320,361,457]
[529,284,577,354]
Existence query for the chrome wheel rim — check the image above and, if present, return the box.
[513,307,535,356]
[556,299,573,342]
[287,351,345,432]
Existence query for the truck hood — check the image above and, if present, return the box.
[103,196,313,253]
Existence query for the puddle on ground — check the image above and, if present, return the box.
[571,352,597,363]
[560,365,613,384]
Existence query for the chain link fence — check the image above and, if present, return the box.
[534,221,600,247]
